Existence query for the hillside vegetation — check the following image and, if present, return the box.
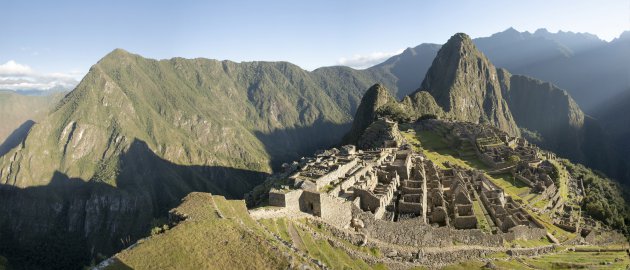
[0,49,382,269]
[0,90,64,155]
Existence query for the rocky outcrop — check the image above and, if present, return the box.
[357,119,405,150]
[343,84,397,144]
[419,33,519,136]
[499,69,614,176]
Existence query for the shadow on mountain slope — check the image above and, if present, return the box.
[0,138,268,270]
[254,119,352,170]
[0,120,35,157]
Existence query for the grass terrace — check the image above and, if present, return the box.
[104,193,291,270]
[451,249,629,269]
[401,126,577,242]
[472,200,492,233]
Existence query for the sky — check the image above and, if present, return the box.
[1,0,629,90]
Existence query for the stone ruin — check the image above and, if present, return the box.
[268,140,545,239]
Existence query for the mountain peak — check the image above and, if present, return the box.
[441,32,480,55]
[419,32,520,135]
[99,48,135,63]
[108,48,132,56]
[343,83,395,144]
[491,27,526,40]
[365,83,390,97]
[448,32,473,45]
[618,31,630,40]
[534,28,550,35]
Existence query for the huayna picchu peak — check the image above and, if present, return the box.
[1,3,629,268]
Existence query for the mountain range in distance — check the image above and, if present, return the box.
[0,28,628,269]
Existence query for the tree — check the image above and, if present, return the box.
[508,155,521,165]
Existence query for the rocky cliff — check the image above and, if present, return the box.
[0,49,375,269]
[345,33,612,180]
[343,84,397,144]
[419,33,519,136]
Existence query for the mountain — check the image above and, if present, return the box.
[593,90,630,181]
[345,33,611,179]
[343,84,397,144]
[499,70,613,174]
[0,30,626,268]
[0,90,65,156]
[476,28,630,112]
[0,49,386,269]
[367,43,441,99]
[420,33,519,136]
[367,28,630,112]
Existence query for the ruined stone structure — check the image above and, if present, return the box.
[269,141,542,235]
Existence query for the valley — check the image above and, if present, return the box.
[99,117,628,270]
[0,28,628,269]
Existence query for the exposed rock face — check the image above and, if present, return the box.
[404,91,445,118]
[593,90,630,181]
[367,43,441,98]
[356,119,404,150]
[500,71,584,157]
[343,84,396,144]
[419,33,519,136]
[499,69,614,177]
[0,49,371,268]
[345,32,612,181]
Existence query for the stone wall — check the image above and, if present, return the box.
[354,210,504,247]
[299,190,322,215]
[354,189,381,213]
[506,245,555,256]
[268,189,303,212]
[504,225,547,241]
[315,159,358,189]
[452,216,477,229]
[320,193,352,228]
[268,190,287,207]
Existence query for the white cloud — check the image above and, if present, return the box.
[0,60,33,76]
[337,49,404,69]
[0,60,81,91]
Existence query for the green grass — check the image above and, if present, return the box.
[402,127,577,242]
[548,159,569,200]
[453,250,629,270]
[275,218,292,243]
[489,173,530,201]
[293,222,374,270]
[105,193,289,270]
[472,200,492,233]
[524,251,630,269]
[299,219,383,258]
[0,256,8,270]
[532,198,550,209]
[506,237,553,248]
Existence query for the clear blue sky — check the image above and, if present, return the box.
[1,0,628,89]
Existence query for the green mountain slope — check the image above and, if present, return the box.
[0,90,64,156]
[0,49,380,269]
[344,33,612,180]
[594,90,630,181]
[499,70,614,178]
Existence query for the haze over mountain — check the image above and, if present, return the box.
[0,48,386,268]
[345,33,612,178]
[363,28,630,112]
[0,29,627,269]
[0,90,64,156]
[594,89,630,182]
